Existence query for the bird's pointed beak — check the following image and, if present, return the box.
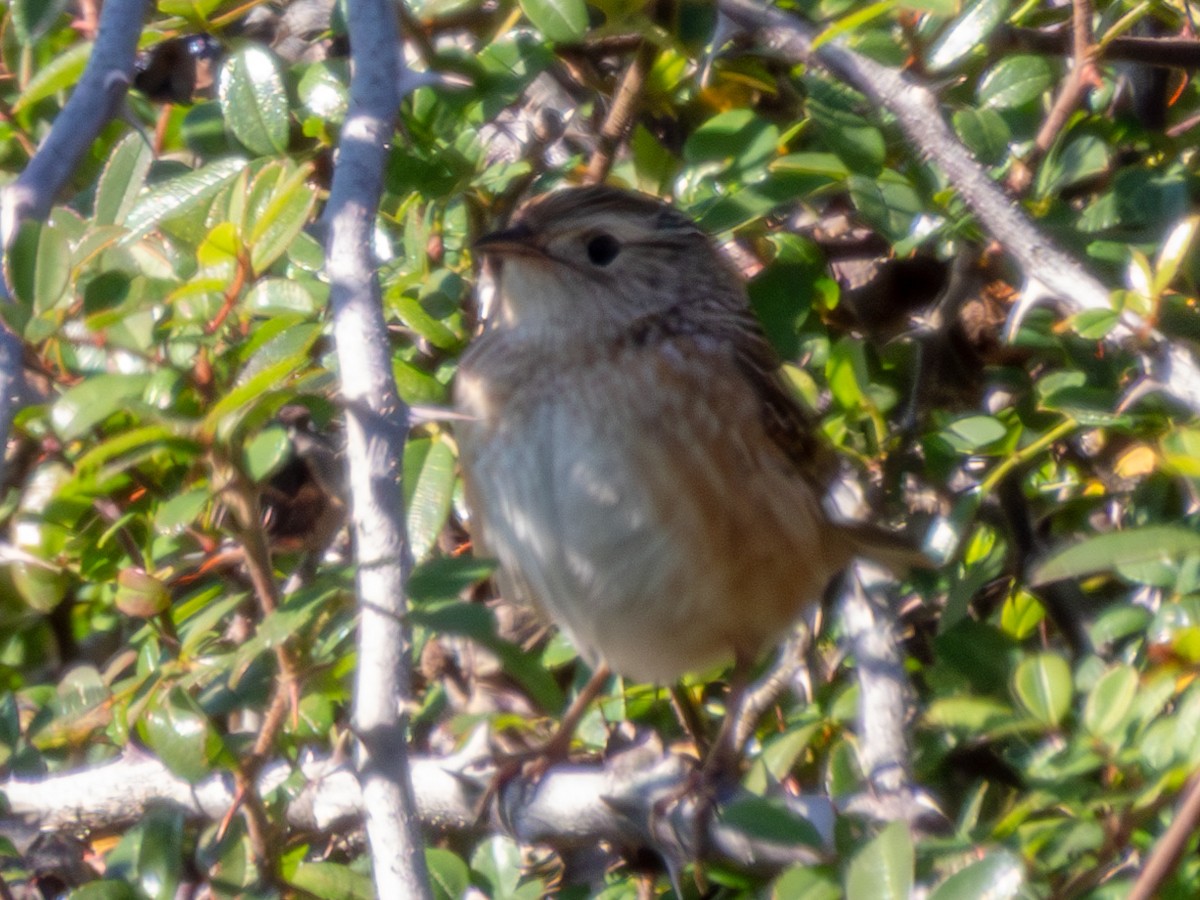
[474,222,540,257]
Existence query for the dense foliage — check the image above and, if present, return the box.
[1,0,1200,896]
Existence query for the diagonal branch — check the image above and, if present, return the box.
[1,0,149,239]
[321,0,430,895]
[0,0,150,489]
[717,0,1200,415]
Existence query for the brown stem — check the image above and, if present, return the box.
[1128,771,1200,900]
[1000,26,1200,68]
[1009,0,1097,193]
[206,250,250,335]
[584,39,658,184]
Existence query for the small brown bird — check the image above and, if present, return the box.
[455,185,917,687]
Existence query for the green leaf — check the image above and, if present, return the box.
[772,866,841,900]
[845,821,914,900]
[978,55,1053,109]
[925,696,1016,733]
[158,0,223,20]
[289,861,375,900]
[5,219,71,316]
[410,602,563,711]
[999,589,1044,640]
[244,425,291,482]
[13,41,92,112]
[298,60,350,123]
[61,882,140,899]
[408,556,495,603]
[926,0,1006,72]
[952,107,1010,165]
[938,414,1008,453]
[103,807,185,900]
[426,847,471,900]
[139,687,220,783]
[95,133,154,227]
[684,109,780,175]
[721,796,826,848]
[1030,526,1200,586]
[219,47,290,156]
[1070,308,1119,340]
[847,170,921,242]
[518,0,588,42]
[202,355,307,439]
[123,157,247,243]
[404,436,456,563]
[472,836,541,900]
[928,850,1025,900]
[51,373,152,441]
[182,101,234,157]
[247,166,316,273]
[826,336,870,410]
[156,488,211,532]
[1038,134,1110,197]
[12,0,69,43]
[245,278,319,315]
[1084,664,1138,738]
[1012,653,1072,728]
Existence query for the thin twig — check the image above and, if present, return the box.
[1009,0,1098,193]
[1000,26,1200,68]
[1129,772,1200,900]
[584,39,658,184]
[2,0,149,238]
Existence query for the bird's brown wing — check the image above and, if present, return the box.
[629,302,838,487]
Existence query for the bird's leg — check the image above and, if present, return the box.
[535,661,613,766]
[476,663,613,821]
[699,651,755,785]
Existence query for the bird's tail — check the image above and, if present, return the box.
[838,522,936,577]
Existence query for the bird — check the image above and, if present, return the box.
[454,184,921,724]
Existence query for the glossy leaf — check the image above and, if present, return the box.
[12,0,69,42]
[928,850,1025,900]
[926,0,1006,72]
[13,41,92,112]
[1012,653,1072,728]
[5,220,71,315]
[247,165,316,272]
[846,821,914,900]
[139,687,222,783]
[219,47,290,156]
[1084,664,1138,738]
[1031,526,1200,585]
[404,436,456,563]
[518,0,588,42]
[51,374,152,441]
[408,556,495,603]
[426,847,471,900]
[289,861,375,899]
[978,55,1053,109]
[123,157,247,243]
[95,133,154,227]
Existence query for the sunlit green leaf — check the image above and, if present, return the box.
[846,821,913,900]
[1012,653,1072,728]
[1031,526,1200,586]
[219,46,290,156]
[519,0,588,42]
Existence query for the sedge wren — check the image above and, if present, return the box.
[455,185,918,685]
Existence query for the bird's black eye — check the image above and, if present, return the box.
[586,233,621,267]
